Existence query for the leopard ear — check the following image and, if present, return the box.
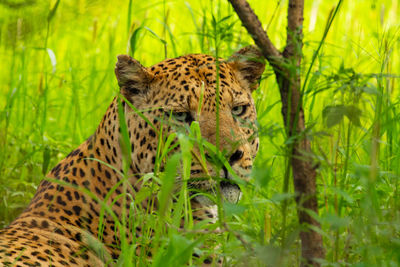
[115,55,153,97]
[228,46,265,91]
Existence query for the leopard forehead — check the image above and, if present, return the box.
[146,54,253,111]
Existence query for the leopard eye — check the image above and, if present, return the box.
[173,112,189,121]
[232,105,247,116]
[166,111,193,123]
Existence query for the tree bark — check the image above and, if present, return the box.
[228,0,325,265]
[228,0,282,66]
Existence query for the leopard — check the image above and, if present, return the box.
[0,46,265,266]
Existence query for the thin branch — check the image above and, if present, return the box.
[283,0,304,58]
[228,0,282,66]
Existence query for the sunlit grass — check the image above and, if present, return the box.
[0,0,399,265]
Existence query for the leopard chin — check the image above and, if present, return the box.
[193,182,242,207]
[220,182,242,203]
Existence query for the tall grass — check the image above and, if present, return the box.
[0,0,399,265]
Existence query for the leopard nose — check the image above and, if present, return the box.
[229,150,244,165]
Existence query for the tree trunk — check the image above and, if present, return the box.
[228,0,325,265]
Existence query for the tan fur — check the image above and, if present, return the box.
[0,47,265,266]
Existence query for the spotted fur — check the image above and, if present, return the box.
[0,46,265,266]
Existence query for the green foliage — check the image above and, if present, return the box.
[322,104,362,128]
[0,0,400,266]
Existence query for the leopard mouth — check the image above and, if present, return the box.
[219,181,242,203]
[220,167,242,203]
[189,169,242,205]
